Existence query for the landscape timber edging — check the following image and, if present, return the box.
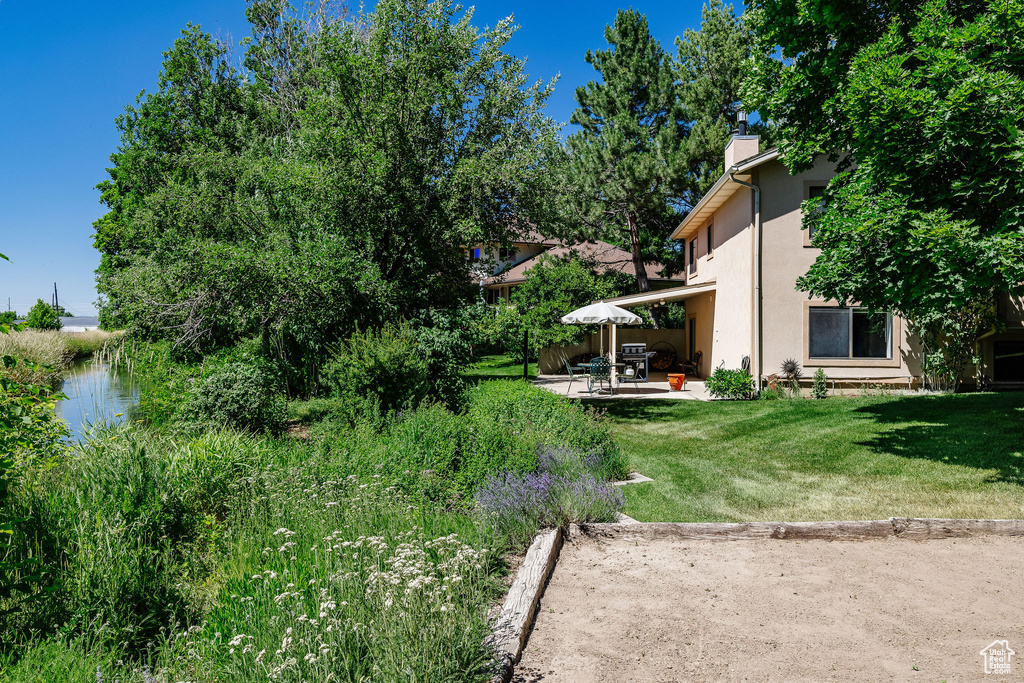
[487,527,564,683]
[579,518,1024,542]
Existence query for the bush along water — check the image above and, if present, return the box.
[1,377,626,679]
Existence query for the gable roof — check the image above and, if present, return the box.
[670,148,781,241]
[481,239,684,287]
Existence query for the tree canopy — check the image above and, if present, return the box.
[93,0,561,386]
[745,0,1024,381]
[564,3,765,295]
[565,9,684,300]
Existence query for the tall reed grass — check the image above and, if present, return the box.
[2,425,501,682]
[0,329,115,386]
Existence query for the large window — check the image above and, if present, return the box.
[808,307,892,359]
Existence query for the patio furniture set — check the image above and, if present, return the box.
[563,344,701,395]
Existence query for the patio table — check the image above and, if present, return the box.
[578,362,626,395]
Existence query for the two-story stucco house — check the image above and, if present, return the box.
[608,130,1024,388]
[607,132,927,386]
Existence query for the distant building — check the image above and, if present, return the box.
[477,238,683,305]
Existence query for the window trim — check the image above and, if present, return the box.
[803,181,829,248]
[802,301,902,368]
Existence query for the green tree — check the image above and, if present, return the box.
[675,0,771,207]
[508,254,632,361]
[745,0,1024,385]
[565,10,684,303]
[92,0,561,391]
[25,300,62,331]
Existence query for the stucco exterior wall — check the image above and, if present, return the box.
[691,188,753,372]
[757,158,922,380]
[683,293,716,378]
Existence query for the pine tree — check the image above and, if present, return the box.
[566,10,684,305]
[675,0,767,207]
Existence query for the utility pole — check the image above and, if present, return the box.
[53,282,58,310]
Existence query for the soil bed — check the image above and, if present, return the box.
[513,532,1024,682]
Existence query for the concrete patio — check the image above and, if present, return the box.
[534,371,711,400]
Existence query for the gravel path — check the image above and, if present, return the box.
[512,531,1024,682]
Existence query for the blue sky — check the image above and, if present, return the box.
[0,1,711,315]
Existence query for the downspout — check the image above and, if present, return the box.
[728,168,762,390]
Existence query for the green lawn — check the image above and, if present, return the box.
[598,393,1024,523]
[464,353,537,382]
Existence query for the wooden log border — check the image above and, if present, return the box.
[579,517,1024,542]
[488,527,564,683]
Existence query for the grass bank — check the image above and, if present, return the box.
[600,393,1024,523]
[2,380,627,681]
[0,329,114,386]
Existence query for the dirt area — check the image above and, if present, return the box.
[512,531,1024,682]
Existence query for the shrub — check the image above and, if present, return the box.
[705,367,754,400]
[177,360,287,435]
[461,381,626,486]
[321,323,431,412]
[811,367,829,399]
[303,380,626,508]
[25,300,62,331]
[475,444,626,548]
[414,310,472,408]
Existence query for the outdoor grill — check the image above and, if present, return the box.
[619,344,653,381]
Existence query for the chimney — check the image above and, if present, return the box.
[724,110,759,169]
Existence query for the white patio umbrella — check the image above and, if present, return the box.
[561,301,642,359]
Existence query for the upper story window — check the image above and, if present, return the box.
[706,224,714,257]
[468,247,481,262]
[688,238,697,274]
[808,307,892,359]
[498,246,513,260]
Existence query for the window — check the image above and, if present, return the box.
[706,223,714,256]
[498,246,513,260]
[688,238,697,274]
[468,247,481,262]
[808,307,892,359]
[484,287,501,305]
[807,185,826,241]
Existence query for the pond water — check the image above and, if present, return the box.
[55,357,140,441]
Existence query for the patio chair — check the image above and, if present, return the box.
[563,358,584,394]
[616,365,643,394]
[680,350,702,378]
[587,357,613,395]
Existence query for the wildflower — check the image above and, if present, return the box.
[256,649,267,662]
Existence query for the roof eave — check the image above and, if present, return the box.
[670,148,780,241]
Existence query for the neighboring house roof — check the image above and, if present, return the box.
[481,239,684,287]
[671,147,781,241]
[514,228,560,246]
